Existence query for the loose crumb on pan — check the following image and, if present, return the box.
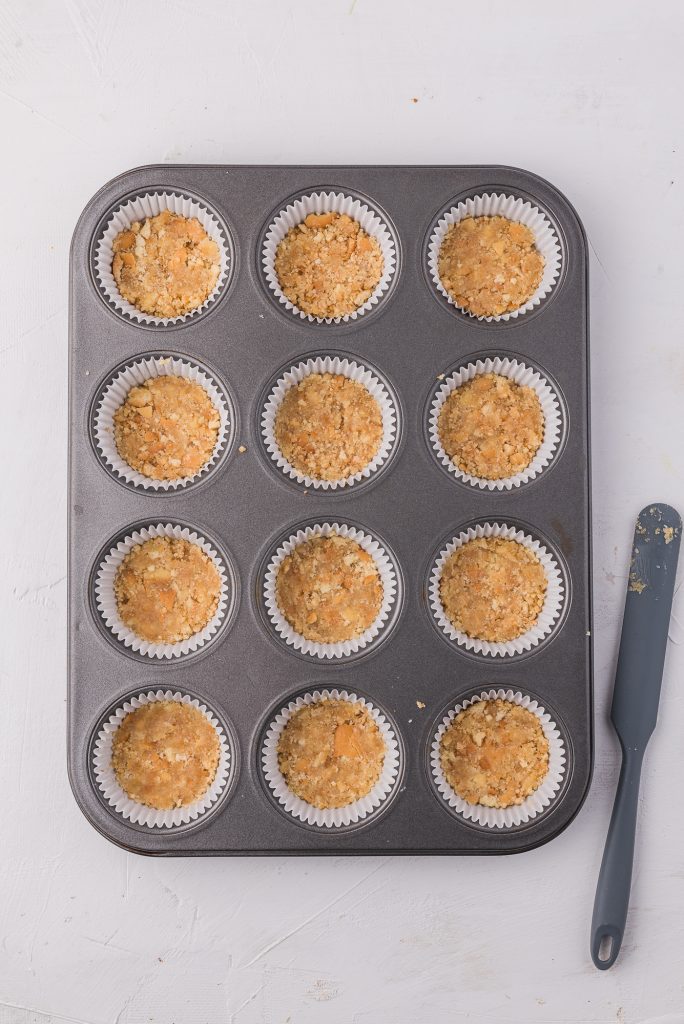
[275,372,383,481]
[113,376,220,481]
[277,699,386,808]
[437,373,544,480]
[112,210,221,318]
[439,698,549,808]
[276,533,383,645]
[114,536,221,645]
[111,701,220,810]
[439,536,547,643]
[437,215,544,317]
[274,212,384,319]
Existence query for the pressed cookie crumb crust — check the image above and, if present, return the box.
[274,212,383,319]
[113,375,220,481]
[439,699,549,808]
[277,699,386,808]
[112,210,221,319]
[438,215,544,317]
[111,701,220,810]
[275,533,383,645]
[439,536,547,643]
[437,373,544,480]
[114,536,221,645]
[274,372,383,481]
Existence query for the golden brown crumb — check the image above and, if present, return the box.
[276,533,383,644]
[275,373,383,481]
[439,699,549,808]
[438,216,544,317]
[112,701,220,809]
[277,699,385,808]
[112,210,220,318]
[439,537,547,643]
[438,373,544,480]
[113,376,220,480]
[274,212,383,318]
[114,536,221,644]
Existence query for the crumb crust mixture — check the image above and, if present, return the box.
[439,537,547,643]
[111,701,220,810]
[274,212,383,318]
[114,536,221,644]
[438,373,544,480]
[275,372,383,481]
[276,534,383,644]
[439,699,549,808]
[112,210,221,318]
[438,215,544,317]
[114,376,220,480]
[277,699,385,808]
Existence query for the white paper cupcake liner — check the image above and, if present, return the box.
[429,522,565,657]
[264,522,398,659]
[429,357,563,490]
[262,688,401,828]
[261,355,398,490]
[427,192,562,322]
[262,191,396,323]
[431,688,566,828]
[94,191,231,326]
[93,355,232,491]
[95,523,230,660]
[93,689,232,829]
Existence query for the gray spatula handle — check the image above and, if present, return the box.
[590,748,643,969]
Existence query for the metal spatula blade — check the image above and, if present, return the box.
[590,503,681,969]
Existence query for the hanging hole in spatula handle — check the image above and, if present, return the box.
[591,924,622,970]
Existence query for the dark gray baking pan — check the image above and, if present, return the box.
[68,164,592,855]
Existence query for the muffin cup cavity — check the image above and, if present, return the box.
[427,192,562,322]
[430,688,566,829]
[429,522,565,658]
[261,355,398,490]
[93,191,232,326]
[262,190,397,323]
[428,356,563,490]
[93,355,233,492]
[263,522,398,660]
[261,688,401,828]
[93,689,232,829]
[94,523,231,660]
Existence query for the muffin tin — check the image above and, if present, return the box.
[68,164,592,855]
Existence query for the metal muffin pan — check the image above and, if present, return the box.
[68,164,592,855]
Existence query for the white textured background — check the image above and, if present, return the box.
[2,1,684,1021]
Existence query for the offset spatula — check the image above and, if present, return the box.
[591,503,681,969]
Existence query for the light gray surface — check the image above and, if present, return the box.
[2,0,684,1020]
